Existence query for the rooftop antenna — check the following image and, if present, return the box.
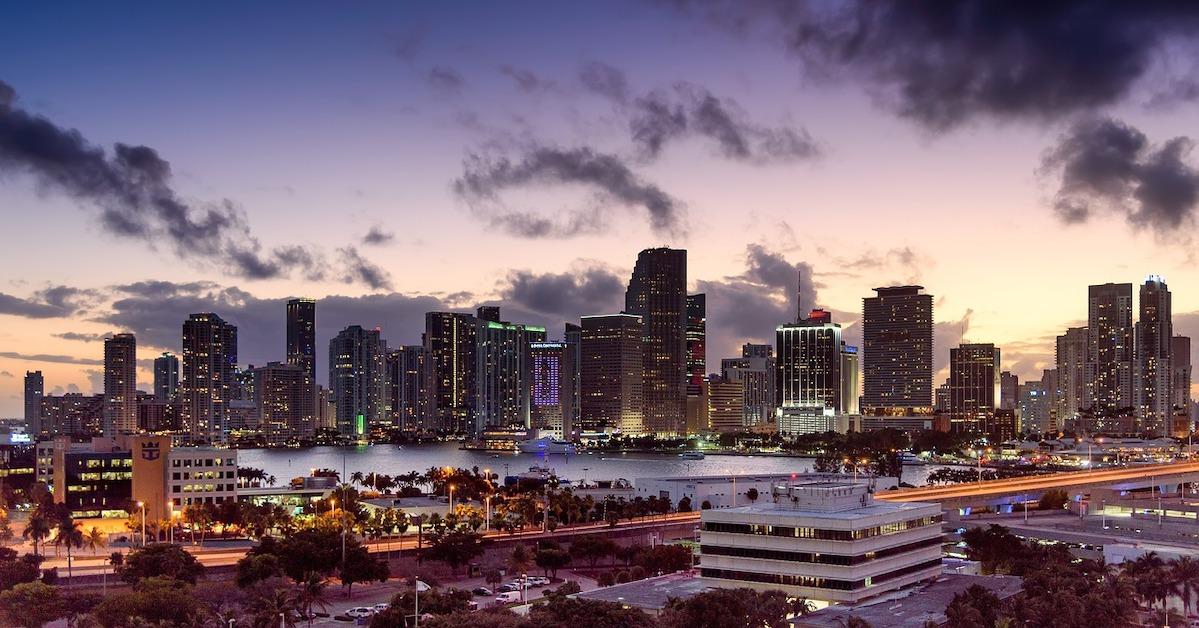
[796,269,803,323]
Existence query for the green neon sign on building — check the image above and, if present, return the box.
[356,413,365,436]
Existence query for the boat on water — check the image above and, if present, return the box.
[517,437,577,455]
[679,451,705,460]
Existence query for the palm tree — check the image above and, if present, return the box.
[252,586,298,628]
[23,511,51,557]
[54,518,84,583]
[1171,556,1199,617]
[294,572,330,627]
[350,471,365,487]
[84,526,106,555]
[103,551,123,594]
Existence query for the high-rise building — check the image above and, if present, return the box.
[579,314,644,435]
[474,307,545,433]
[862,286,934,413]
[24,371,43,434]
[1018,370,1055,435]
[722,344,776,429]
[386,345,427,431]
[686,294,706,396]
[841,346,860,415]
[1172,336,1192,412]
[328,325,387,437]
[530,341,570,436]
[181,313,238,442]
[999,371,1019,411]
[776,309,842,413]
[1087,283,1134,416]
[286,298,317,382]
[39,393,103,437]
[251,361,312,442]
[706,376,744,433]
[1135,276,1172,435]
[1056,327,1088,425]
[425,312,478,434]
[625,248,687,435]
[153,353,179,401]
[103,333,138,436]
[563,323,582,435]
[948,343,1000,428]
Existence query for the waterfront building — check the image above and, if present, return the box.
[1135,276,1172,435]
[686,293,706,399]
[251,361,313,443]
[166,444,238,511]
[153,353,179,401]
[530,341,570,436]
[329,325,387,437]
[563,323,582,435]
[841,346,860,415]
[24,371,42,435]
[698,480,942,604]
[1172,336,1192,412]
[777,309,847,433]
[286,298,317,382]
[1087,283,1134,418]
[625,247,688,436]
[861,286,933,414]
[103,333,138,436]
[707,376,745,433]
[424,311,478,434]
[722,344,776,429]
[474,307,545,433]
[1056,326,1088,426]
[948,343,1000,430]
[580,313,644,435]
[181,313,238,443]
[386,345,427,431]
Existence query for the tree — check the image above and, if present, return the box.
[1171,556,1199,618]
[338,545,389,597]
[0,548,42,591]
[944,584,999,628]
[251,529,343,582]
[1038,489,1069,511]
[91,576,208,628]
[535,548,571,579]
[373,588,473,626]
[0,509,14,546]
[294,572,330,627]
[244,580,299,628]
[423,528,487,575]
[0,581,64,628]
[677,496,692,513]
[53,518,83,583]
[661,588,813,628]
[117,543,205,584]
[22,513,51,558]
[83,527,106,555]
[236,553,284,588]
[745,488,760,504]
[635,545,692,575]
[528,596,656,628]
[570,536,617,568]
[509,544,534,575]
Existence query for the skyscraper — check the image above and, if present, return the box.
[625,248,687,435]
[1172,336,1192,413]
[948,343,1000,428]
[722,344,776,429]
[706,376,744,433]
[1087,283,1134,417]
[1135,276,1172,435]
[24,371,43,434]
[386,345,427,431]
[530,341,569,436]
[474,307,545,434]
[286,297,316,379]
[181,313,238,442]
[563,323,582,435]
[424,312,478,434]
[686,294,706,396]
[329,325,387,437]
[103,333,138,436]
[776,309,842,413]
[251,361,312,442]
[1056,327,1088,425]
[999,371,1019,411]
[862,286,934,413]
[153,352,179,401]
[579,314,644,435]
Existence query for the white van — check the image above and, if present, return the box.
[494,591,522,605]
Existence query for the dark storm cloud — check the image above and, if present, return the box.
[452,145,684,238]
[0,285,97,319]
[499,65,555,93]
[428,66,465,93]
[0,351,102,366]
[673,1,1199,130]
[0,80,386,287]
[0,293,71,319]
[337,247,394,291]
[53,331,112,342]
[499,267,625,319]
[1041,118,1199,235]
[361,226,395,246]
[578,61,629,103]
[630,84,819,162]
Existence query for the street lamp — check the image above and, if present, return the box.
[449,485,455,512]
[138,501,146,546]
[484,495,491,532]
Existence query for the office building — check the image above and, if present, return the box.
[686,294,706,396]
[39,393,103,437]
[707,376,745,433]
[286,298,317,382]
[425,312,478,434]
[329,325,387,437]
[699,480,942,604]
[563,323,582,434]
[1087,283,1134,416]
[722,344,777,429]
[1172,336,1192,412]
[777,309,843,415]
[153,353,179,401]
[181,313,238,443]
[862,286,934,414]
[1135,276,1172,435]
[24,371,43,435]
[840,346,860,415]
[948,343,1000,428]
[474,307,545,433]
[530,341,569,436]
[1018,374,1053,435]
[138,394,177,432]
[251,361,313,442]
[386,345,427,431]
[580,314,644,435]
[625,247,687,436]
[1056,327,1088,425]
[103,333,138,436]
[166,445,238,511]
[999,371,1018,411]
[42,436,133,518]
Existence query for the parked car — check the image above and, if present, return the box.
[495,591,523,605]
[526,576,550,586]
[472,587,493,597]
[344,607,375,618]
[372,603,390,613]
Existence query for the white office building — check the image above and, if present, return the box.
[168,446,238,509]
[699,480,942,604]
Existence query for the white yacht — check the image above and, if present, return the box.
[517,437,576,455]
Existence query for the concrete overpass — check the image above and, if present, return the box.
[875,460,1199,515]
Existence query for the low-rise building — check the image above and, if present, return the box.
[698,480,942,604]
[168,446,238,509]
[635,473,898,511]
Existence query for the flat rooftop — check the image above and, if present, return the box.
[707,498,937,521]
[574,571,714,612]
[792,574,1023,628]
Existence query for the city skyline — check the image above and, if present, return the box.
[6,4,1199,415]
